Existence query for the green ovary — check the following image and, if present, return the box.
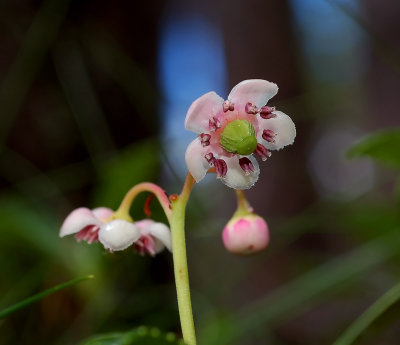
[220,120,257,155]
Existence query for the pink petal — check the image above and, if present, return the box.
[228,79,278,109]
[60,207,101,237]
[256,110,296,151]
[92,207,114,221]
[185,138,210,182]
[148,222,172,252]
[222,155,260,190]
[185,91,224,133]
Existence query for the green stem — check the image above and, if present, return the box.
[170,173,197,345]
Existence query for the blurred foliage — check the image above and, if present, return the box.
[348,129,400,170]
[79,326,186,345]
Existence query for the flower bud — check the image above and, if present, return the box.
[222,214,269,255]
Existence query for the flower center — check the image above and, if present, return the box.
[220,119,257,155]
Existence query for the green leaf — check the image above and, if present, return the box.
[79,326,186,345]
[347,129,400,169]
[0,275,94,319]
[333,281,400,345]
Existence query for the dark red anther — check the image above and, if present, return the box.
[245,102,259,114]
[254,143,271,161]
[205,152,216,165]
[223,100,235,112]
[239,157,255,175]
[144,194,155,217]
[199,133,211,147]
[214,159,228,178]
[262,129,276,143]
[209,117,221,131]
[260,106,276,119]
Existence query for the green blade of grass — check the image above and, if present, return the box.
[333,281,400,345]
[0,274,94,319]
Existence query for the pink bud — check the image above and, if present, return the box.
[222,214,269,255]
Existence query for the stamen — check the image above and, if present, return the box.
[260,106,276,119]
[245,102,259,114]
[262,129,276,143]
[199,133,211,147]
[239,157,255,175]
[205,152,216,165]
[214,159,228,178]
[209,117,221,131]
[254,143,271,161]
[223,100,235,112]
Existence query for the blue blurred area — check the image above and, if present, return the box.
[158,11,227,175]
[289,0,367,83]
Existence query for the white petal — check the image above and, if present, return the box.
[185,138,210,182]
[257,110,296,150]
[92,207,113,221]
[185,91,224,133]
[98,220,140,251]
[222,155,260,190]
[60,207,101,237]
[228,79,278,109]
[149,222,172,253]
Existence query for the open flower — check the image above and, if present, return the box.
[185,79,296,189]
[60,207,114,244]
[134,219,172,256]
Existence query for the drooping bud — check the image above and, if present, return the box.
[222,190,269,255]
[222,214,269,255]
[220,119,257,155]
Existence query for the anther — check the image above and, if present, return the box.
[262,129,276,143]
[209,117,221,131]
[260,106,276,119]
[205,152,216,165]
[199,133,211,147]
[223,100,235,112]
[239,157,255,175]
[245,102,259,114]
[214,159,228,178]
[254,143,271,161]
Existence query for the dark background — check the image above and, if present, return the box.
[0,0,400,344]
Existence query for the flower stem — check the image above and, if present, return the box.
[170,173,196,345]
[115,182,172,223]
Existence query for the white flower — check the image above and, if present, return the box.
[185,79,296,189]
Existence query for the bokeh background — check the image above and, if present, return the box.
[1,0,400,344]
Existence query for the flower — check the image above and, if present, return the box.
[60,207,114,244]
[60,207,172,255]
[134,219,172,256]
[185,79,296,189]
[222,214,269,255]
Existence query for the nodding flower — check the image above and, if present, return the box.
[60,207,171,255]
[185,79,296,189]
